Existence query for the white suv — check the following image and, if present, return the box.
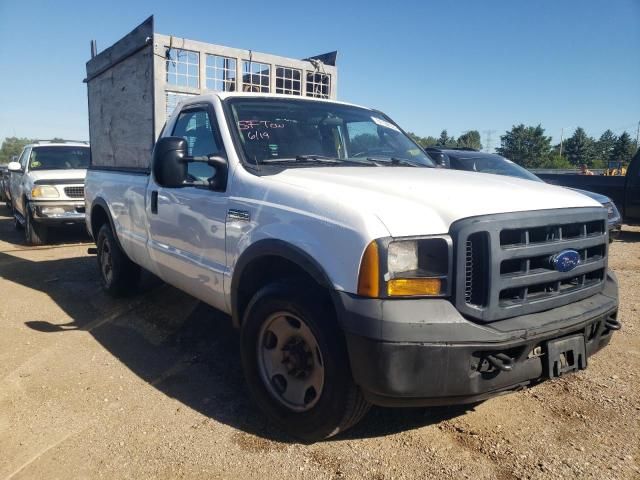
[8,141,90,245]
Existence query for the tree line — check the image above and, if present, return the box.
[0,137,67,164]
[408,129,483,152]
[1,126,638,169]
[408,126,638,169]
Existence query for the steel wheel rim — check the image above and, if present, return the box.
[257,311,325,412]
[100,239,113,284]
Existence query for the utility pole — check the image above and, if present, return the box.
[636,121,640,152]
[559,127,564,157]
[483,129,496,152]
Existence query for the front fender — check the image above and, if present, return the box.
[227,216,381,295]
[229,238,335,326]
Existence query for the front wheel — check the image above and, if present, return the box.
[240,282,370,442]
[11,201,23,230]
[96,223,140,296]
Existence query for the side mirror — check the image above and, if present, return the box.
[428,152,450,169]
[153,137,188,187]
[206,155,228,191]
[7,161,22,173]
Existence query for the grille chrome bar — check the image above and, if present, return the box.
[499,235,605,259]
[64,186,84,198]
[499,258,605,289]
[452,208,608,322]
[464,240,473,304]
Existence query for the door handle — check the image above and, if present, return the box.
[151,190,158,214]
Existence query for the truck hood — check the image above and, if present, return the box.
[569,187,610,205]
[28,169,87,183]
[269,167,603,237]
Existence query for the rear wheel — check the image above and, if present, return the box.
[96,223,140,296]
[24,203,47,245]
[240,282,370,442]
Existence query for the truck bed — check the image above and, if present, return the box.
[537,173,626,210]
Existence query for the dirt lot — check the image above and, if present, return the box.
[0,204,638,480]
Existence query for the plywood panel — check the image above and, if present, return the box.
[86,17,154,170]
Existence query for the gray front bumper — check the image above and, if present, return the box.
[30,201,85,223]
[335,272,619,406]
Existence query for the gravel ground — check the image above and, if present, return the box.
[0,204,638,479]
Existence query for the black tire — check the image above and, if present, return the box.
[240,281,370,442]
[96,223,140,296]
[11,201,23,230]
[24,203,47,245]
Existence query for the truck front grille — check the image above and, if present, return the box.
[453,208,608,322]
[464,232,489,307]
[64,186,84,198]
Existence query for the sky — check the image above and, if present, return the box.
[0,0,638,150]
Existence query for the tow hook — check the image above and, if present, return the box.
[486,353,514,372]
[604,317,622,331]
[87,247,97,255]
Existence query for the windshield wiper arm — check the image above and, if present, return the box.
[365,156,425,167]
[295,155,343,163]
[262,155,342,164]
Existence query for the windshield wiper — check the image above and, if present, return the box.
[365,157,426,167]
[262,155,343,165]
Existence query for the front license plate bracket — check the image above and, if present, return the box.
[546,334,587,378]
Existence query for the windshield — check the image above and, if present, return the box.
[449,154,541,182]
[29,146,90,171]
[226,98,434,167]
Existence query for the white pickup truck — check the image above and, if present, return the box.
[85,92,620,440]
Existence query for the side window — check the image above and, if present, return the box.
[347,122,382,155]
[172,109,222,182]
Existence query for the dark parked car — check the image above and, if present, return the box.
[426,147,622,239]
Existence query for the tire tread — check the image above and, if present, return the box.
[96,224,140,296]
[240,280,370,442]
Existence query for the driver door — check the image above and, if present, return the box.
[147,105,229,311]
[10,147,30,214]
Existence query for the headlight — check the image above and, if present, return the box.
[357,236,451,298]
[604,202,620,221]
[31,185,59,198]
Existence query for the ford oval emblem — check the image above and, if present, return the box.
[551,250,581,273]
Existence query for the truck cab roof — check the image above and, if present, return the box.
[175,91,367,111]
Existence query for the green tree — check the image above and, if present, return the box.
[495,124,552,168]
[422,136,438,147]
[0,137,34,164]
[456,130,482,150]
[610,131,635,165]
[564,127,596,166]
[594,129,617,166]
[538,152,573,169]
[407,132,438,148]
[436,129,456,147]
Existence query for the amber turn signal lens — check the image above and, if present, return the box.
[357,241,379,297]
[387,278,442,296]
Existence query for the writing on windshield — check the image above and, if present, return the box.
[228,98,434,167]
